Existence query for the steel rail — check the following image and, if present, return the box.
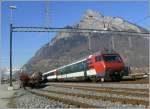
[48,83,148,92]
[27,89,100,108]
[48,84,149,97]
[41,89,149,106]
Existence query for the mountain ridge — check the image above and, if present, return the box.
[23,9,149,73]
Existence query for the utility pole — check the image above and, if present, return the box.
[128,36,132,48]
[8,6,16,90]
[88,34,91,51]
[102,15,105,29]
[88,31,97,53]
[10,23,13,87]
[111,36,115,50]
[123,21,132,48]
[123,21,132,68]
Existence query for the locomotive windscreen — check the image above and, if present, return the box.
[103,55,121,62]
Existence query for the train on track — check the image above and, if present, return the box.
[19,72,42,88]
[42,51,129,82]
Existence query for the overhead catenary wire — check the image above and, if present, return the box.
[12,26,149,36]
[134,16,149,24]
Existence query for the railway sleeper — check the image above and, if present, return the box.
[50,84,149,97]
[41,89,149,107]
[52,84,148,92]
[27,89,99,108]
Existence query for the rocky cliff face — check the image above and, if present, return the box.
[79,9,146,32]
[23,9,149,73]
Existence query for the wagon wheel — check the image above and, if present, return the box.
[111,72,122,82]
[84,76,90,81]
[90,76,98,82]
[116,73,122,81]
[111,74,118,82]
[105,69,114,81]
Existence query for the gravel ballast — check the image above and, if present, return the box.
[44,86,148,101]
[48,82,149,89]
[16,89,77,108]
[14,82,149,108]
[33,89,148,108]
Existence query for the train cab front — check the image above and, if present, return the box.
[91,53,125,82]
[102,53,125,81]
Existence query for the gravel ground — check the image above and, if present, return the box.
[15,89,77,108]
[7,81,149,108]
[43,86,149,101]
[48,82,149,89]
[33,89,148,108]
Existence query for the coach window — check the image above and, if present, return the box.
[74,64,78,72]
[79,62,83,71]
[70,65,74,73]
[95,55,102,62]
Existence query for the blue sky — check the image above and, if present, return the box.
[1,1,149,68]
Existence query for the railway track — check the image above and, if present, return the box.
[48,83,149,92]
[26,82,149,108]
[119,77,149,84]
[47,84,149,97]
[41,89,149,106]
[27,89,100,108]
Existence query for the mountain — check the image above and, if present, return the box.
[23,9,149,73]
[0,68,20,79]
